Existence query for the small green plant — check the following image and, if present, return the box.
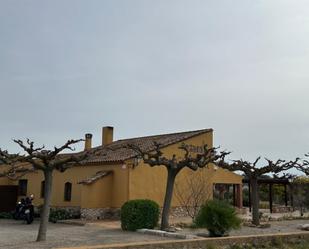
[194,200,241,237]
[49,209,73,223]
[121,199,159,231]
[272,237,284,249]
[229,245,242,249]
[0,212,13,219]
[206,244,217,249]
[259,201,269,209]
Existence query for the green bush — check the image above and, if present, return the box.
[272,237,284,248]
[259,201,269,209]
[49,209,73,223]
[121,199,159,231]
[194,200,241,237]
[0,212,13,219]
[206,244,218,249]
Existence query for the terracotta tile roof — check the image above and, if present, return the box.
[81,128,212,164]
[78,170,112,185]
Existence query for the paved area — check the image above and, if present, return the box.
[0,219,170,249]
[0,216,308,249]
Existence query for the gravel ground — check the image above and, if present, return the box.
[0,219,170,249]
[231,219,309,236]
[0,219,308,249]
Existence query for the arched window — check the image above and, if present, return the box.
[64,182,72,201]
[40,181,45,198]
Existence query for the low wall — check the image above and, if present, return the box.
[34,206,81,218]
[168,206,247,218]
[80,206,246,220]
[58,232,309,249]
[272,206,294,213]
[80,207,195,220]
[81,208,120,220]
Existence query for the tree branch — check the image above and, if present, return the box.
[297,153,309,175]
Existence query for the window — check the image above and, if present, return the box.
[18,179,28,196]
[64,182,72,201]
[40,181,45,198]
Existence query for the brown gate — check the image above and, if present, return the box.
[0,185,18,212]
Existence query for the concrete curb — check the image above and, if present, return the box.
[56,220,86,226]
[136,229,192,239]
[55,231,309,249]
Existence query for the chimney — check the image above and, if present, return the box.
[102,126,114,146]
[84,133,93,151]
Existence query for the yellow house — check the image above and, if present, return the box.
[0,127,243,219]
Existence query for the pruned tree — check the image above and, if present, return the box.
[0,150,32,180]
[0,139,88,241]
[297,153,309,175]
[127,142,229,230]
[218,157,299,226]
[293,155,309,215]
[291,176,309,216]
[175,169,212,219]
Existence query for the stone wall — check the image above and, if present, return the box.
[168,206,247,218]
[169,207,189,218]
[272,205,294,213]
[81,206,194,220]
[51,206,81,218]
[34,205,81,218]
[40,205,246,220]
[81,208,120,220]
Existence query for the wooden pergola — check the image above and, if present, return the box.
[243,178,291,213]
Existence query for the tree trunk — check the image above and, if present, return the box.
[160,169,177,230]
[36,169,53,242]
[251,177,260,226]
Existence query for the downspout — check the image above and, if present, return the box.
[127,160,130,202]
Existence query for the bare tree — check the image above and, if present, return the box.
[291,176,309,216]
[0,150,32,180]
[297,153,309,175]
[175,169,212,219]
[128,142,229,230]
[218,157,299,226]
[0,139,88,241]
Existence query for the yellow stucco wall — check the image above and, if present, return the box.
[80,173,113,208]
[211,166,243,184]
[0,177,10,185]
[128,131,242,207]
[10,163,129,208]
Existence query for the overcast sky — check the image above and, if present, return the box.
[0,1,309,170]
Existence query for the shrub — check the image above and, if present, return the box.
[49,209,73,223]
[272,237,284,248]
[206,244,217,249]
[259,201,269,209]
[193,200,241,237]
[121,199,159,231]
[0,212,13,219]
[229,245,242,249]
